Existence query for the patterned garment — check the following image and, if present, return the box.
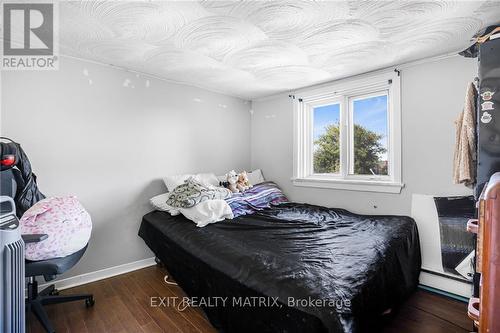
[225,181,289,218]
[167,177,232,208]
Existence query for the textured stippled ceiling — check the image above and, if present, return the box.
[57,1,500,98]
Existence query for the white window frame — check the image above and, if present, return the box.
[292,70,403,193]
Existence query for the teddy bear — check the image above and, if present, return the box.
[225,170,239,193]
[236,171,252,192]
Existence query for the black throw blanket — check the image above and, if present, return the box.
[139,203,421,332]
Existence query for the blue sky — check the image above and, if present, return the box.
[313,103,340,140]
[313,95,388,159]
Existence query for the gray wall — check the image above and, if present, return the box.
[0,54,478,279]
[0,57,251,278]
[251,55,476,215]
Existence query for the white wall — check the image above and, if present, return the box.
[251,55,477,215]
[0,56,251,278]
[0,53,478,283]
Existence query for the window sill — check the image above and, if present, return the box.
[291,177,404,194]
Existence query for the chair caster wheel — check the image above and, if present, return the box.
[85,297,95,307]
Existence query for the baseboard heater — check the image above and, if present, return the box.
[421,268,473,284]
[419,267,473,298]
[0,196,25,333]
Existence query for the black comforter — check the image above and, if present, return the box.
[139,203,421,333]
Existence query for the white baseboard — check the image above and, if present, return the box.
[419,271,472,298]
[38,257,156,291]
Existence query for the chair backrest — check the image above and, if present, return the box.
[0,169,16,199]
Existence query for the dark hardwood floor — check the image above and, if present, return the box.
[27,265,471,333]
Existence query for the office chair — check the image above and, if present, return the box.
[1,139,94,333]
[24,241,94,333]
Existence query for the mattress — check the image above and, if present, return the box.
[138,202,421,333]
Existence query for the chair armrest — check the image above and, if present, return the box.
[22,234,48,244]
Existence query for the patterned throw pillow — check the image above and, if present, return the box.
[167,177,232,208]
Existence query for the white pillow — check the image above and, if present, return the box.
[179,199,233,227]
[197,173,220,187]
[248,169,265,185]
[163,174,193,192]
[163,173,219,191]
[149,193,180,216]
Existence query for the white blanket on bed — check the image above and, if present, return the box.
[179,199,233,227]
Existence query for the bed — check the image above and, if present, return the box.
[139,196,421,333]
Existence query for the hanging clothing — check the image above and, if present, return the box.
[453,82,477,187]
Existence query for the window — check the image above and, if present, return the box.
[293,70,402,193]
[313,103,341,174]
[350,93,388,176]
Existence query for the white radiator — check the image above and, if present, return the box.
[0,196,25,333]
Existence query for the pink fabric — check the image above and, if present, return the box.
[20,196,92,261]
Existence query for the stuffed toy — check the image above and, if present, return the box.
[225,170,239,193]
[237,171,252,192]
